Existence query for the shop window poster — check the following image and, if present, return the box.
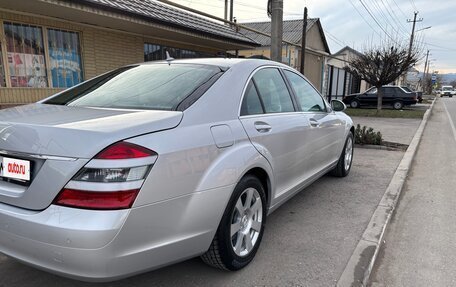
[8,52,47,88]
[48,30,82,88]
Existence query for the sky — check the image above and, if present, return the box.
[168,0,456,74]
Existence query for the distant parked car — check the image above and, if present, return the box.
[343,86,418,110]
[440,85,455,97]
[401,86,423,103]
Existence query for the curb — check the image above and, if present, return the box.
[336,97,437,287]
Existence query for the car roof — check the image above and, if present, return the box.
[139,57,286,70]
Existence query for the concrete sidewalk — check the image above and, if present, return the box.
[369,98,456,286]
[337,101,434,286]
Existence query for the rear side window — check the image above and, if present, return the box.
[44,64,221,110]
[241,80,264,116]
[252,68,294,113]
[283,70,325,112]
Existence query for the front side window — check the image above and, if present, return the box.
[4,22,48,87]
[47,29,83,88]
[252,68,294,113]
[284,70,325,112]
[44,64,221,110]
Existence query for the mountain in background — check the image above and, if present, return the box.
[441,73,456,84]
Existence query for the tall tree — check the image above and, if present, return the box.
[346,43,420,111]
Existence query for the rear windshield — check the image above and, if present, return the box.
[401,87,412,92]
[442,86,453,91]
[44,64,221,110]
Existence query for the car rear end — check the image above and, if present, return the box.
[0,119,180,281]
[441,86,454,97]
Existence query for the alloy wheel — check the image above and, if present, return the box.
[344,136,353,171]
[230,187,263,257]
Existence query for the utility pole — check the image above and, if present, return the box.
[423,49,429,85]
[300,7,308,75]
[224,0,228,20]
[270,0,283,62]
[407,11,423,58]
[230,0,234,22]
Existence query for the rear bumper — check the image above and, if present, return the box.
[0,184,233,281]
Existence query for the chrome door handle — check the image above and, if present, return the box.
[254,121,272,133]
[309,118,320,127]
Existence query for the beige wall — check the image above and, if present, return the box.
[238,46,324,91]
[237,24,327,92]
[302,53,323,92]
[306,25,326,51]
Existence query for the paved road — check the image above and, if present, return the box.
[0,149,405,287]
[370,98,456,286]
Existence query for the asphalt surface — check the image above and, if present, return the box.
[0,148,405,287]
[369,98,456,286]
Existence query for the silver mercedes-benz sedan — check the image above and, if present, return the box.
[0,58,353,281]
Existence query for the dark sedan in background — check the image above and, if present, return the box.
[343,86,418,110]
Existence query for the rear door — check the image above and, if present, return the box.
[239,68,312,200]
[383,87,394,104]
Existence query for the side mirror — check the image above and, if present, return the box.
[331,99,346,112]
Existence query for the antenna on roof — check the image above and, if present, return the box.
[165,51,174,65]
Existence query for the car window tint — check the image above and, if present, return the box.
[44,64,220,110]
[252,68,295,113]
[283,70,325,112]
[240,80,264,116]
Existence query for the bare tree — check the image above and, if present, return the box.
[345,42,420,111]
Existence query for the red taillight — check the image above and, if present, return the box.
[96,142,156,159]
[54,188,139,210]
[54,142,156,210]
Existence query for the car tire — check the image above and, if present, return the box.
[330,132,354,177]
[350,100,360,108]
[393,101,404,110]
[201,175,267,271]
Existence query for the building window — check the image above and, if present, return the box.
[144,43,214,61]
[4,22,48,87]
[144,43,165,61]
[0,46,5,87]
[48,29,83,88]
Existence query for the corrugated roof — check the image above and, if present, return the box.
[77,0,257,45]
[239,18,318,46]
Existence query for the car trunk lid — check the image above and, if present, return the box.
[0,103,182,210]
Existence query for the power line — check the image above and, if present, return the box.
[409,0,417,11]
[390,0,408,19]
[425,42,456,51]
[366,0,404,37]
[379,0,410,35]
[358,0,396,42]
[348,0,382,38]
[324,29,346,47]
